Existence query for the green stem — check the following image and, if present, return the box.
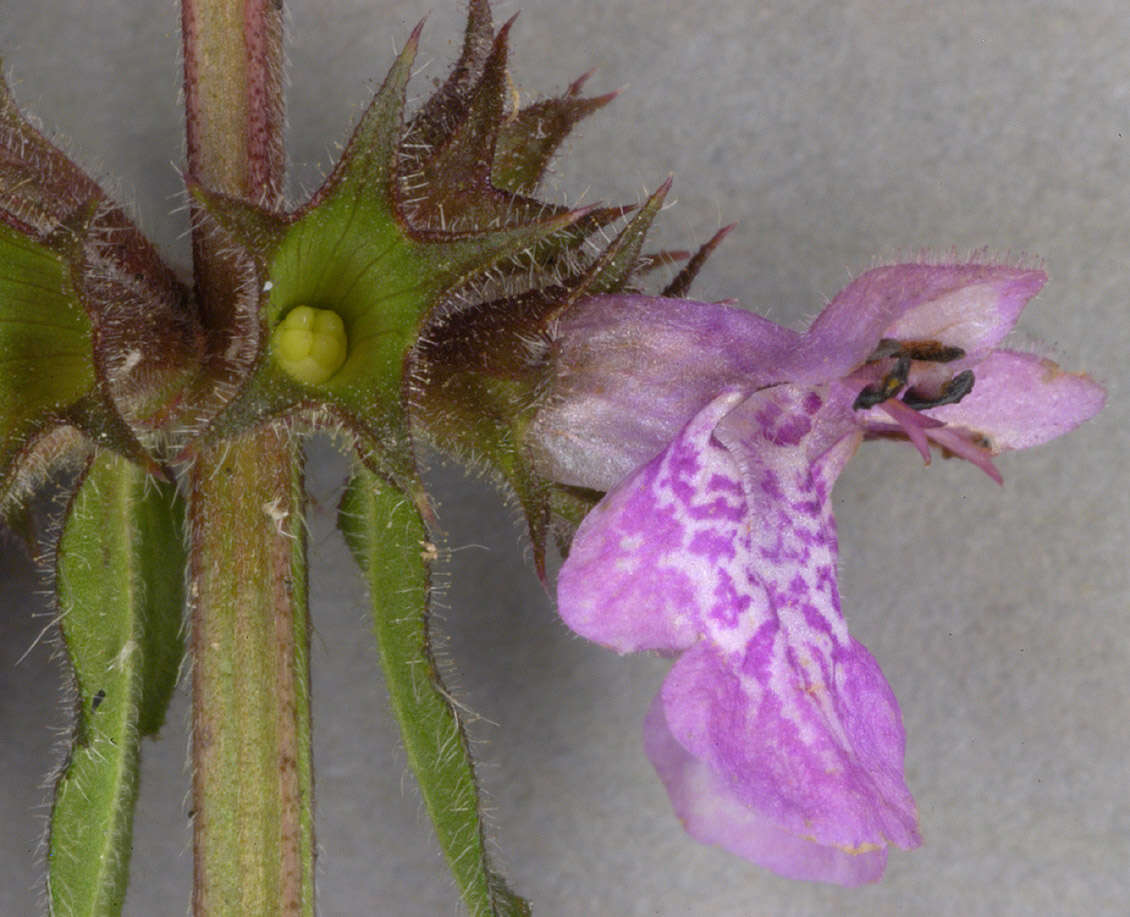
[189,432,313,916]
[181,1,312,914]
[181,0,284,336]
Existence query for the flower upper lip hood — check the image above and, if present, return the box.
[793,262,1045,382]
[537,260,1105,885]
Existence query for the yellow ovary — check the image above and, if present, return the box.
[272,305,348,384]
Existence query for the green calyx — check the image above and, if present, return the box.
[187,3,615,486]
[410,179,734,575]
[0,219,148,515]
[0,221,94,436]
[0,68,199,515]
[188,0,727,567]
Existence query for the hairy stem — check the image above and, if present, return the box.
[189,432,313,916]
[181,2,313,914]
[182,0,284,329]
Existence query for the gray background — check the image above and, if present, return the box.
[1,1,1127,914]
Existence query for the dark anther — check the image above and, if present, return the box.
[865,338,904,362]
[899,340,966,363]
[853,384,892,410]
[92,689,106,712]
[903,369,975,410]
[864,337,966,364]
[853,355,911,409]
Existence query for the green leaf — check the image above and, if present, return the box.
[339,466,530,917]
[48,450,185,917]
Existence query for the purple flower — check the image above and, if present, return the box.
[535,262,1104,884]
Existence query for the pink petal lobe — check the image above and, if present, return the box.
[643,692,889,886]
[922,349,1105,452]
[650,385,921,857]
[798,264,1046,380]
[556,390,750,654]
[658,636,920,874]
